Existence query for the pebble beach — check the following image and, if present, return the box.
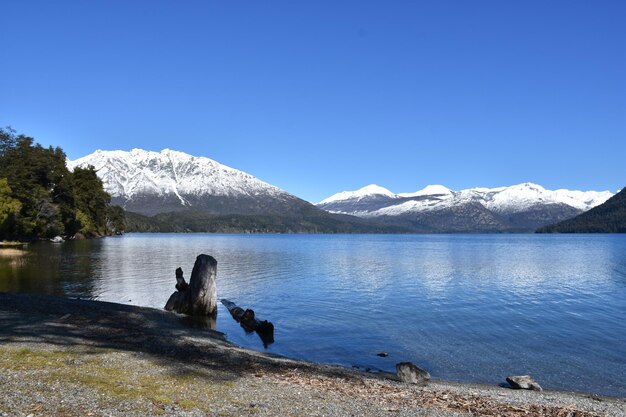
[1,293,624,417]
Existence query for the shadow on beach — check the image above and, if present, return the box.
[0,292,303,384]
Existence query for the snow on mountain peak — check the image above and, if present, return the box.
[358,184,395,196]
[398,184,453,198]
[317,182,614,217]
[479,182,612,212]
[317,184,395,205]
[67,148,287,202]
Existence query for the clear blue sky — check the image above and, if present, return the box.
[1,1,624,202]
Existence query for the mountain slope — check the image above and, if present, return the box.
[68,149,305,216]
[124,210,410,234]
[317,183,613,233]
[537,187,626,233]
[68,149,407,234]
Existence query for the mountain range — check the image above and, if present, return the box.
[67,149,402,233]
[68,149,615,233]
[316,183,613,233]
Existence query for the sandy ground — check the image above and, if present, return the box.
[0,248,28,257]
[1,292,624,417]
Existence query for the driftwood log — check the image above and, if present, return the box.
[221,299,274,347]
[165,254,217,316]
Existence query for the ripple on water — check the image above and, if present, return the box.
[1,233,625,397]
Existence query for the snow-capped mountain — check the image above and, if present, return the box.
[318,184,396,204]
[317,183,614,232]
[538,186,626,233]
[68,149,306,216]
[67,148,615,233]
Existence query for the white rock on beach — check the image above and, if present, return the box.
[506,375,543,391]
[396,362,430,384]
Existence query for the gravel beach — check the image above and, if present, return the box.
[1,292,624,417]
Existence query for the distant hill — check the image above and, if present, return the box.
[537,187,626,233]
[124,210,410,234]
[317,183,613,233]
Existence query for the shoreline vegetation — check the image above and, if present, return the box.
[0,127,125,243]
[1,293,623,416]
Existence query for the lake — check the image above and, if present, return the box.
[1,233,625,397]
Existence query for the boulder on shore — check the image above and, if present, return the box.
[506,375,543,391]
[396,362,430,384]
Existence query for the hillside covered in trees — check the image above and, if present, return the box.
[537,186,626,233]
[0,127,125,241]
[124,209,410,234]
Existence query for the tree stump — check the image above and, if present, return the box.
[165,254,217,316]
[221,299,274,347]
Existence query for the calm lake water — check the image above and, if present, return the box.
[2,233,625,397]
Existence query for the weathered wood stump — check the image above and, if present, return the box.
[221,299,274,347]
[174,267,189,292]
[165,254,217,316]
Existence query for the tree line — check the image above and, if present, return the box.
[0,127,125,240]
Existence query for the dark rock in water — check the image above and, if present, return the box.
[377,352,389,357]
[256,320,274,338]
[221,299,275,347]
[396,362,430,384]
[242,309,255,324]
[506,375,543,391]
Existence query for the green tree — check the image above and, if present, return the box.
[73,165,111,235]
[106,205,126,234]
[0,178,22,237]
[0,127,126,239]
[0,126,18,158]
[0,133,74,237]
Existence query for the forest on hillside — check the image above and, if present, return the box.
[0,127,125,241]
[537,187,626,233]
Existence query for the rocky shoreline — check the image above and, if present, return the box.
[1,292,624,416]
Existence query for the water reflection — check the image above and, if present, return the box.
[0,241,100,297]
[178,314,217,330]
[1,233,625,397]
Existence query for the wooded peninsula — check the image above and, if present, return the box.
[0,127,125,241]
